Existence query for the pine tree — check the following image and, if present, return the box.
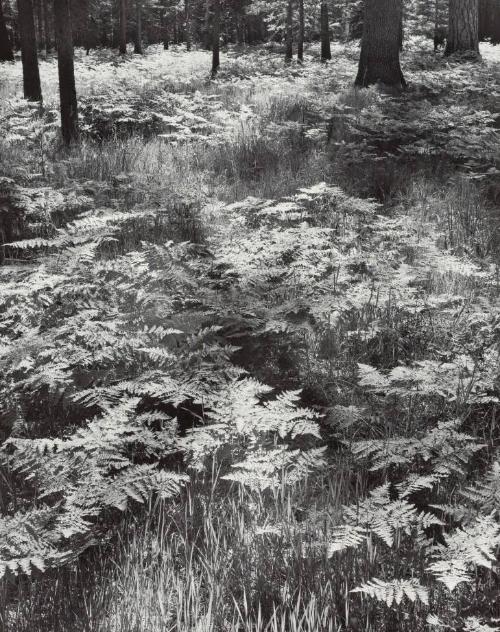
[17,0,43,100]
[445,0,479,55]
[54,0,79,144]
[211,0,220,75]
[134,0,143,53]
[119,0,127,54]
[0,0,14,61]
[320,0,331,60]
[297,0,304,61]
[355,0,406,90]
[285,0,293,62]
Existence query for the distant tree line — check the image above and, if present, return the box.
[0,0,498,144]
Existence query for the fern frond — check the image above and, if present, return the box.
[351,577,429,607]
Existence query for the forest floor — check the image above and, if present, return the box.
[1,40,500,632]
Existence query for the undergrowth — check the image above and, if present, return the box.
[0,39,500,632]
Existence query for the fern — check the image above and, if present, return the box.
[427,514,500,591]
[351,577,429,607]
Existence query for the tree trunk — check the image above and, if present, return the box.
[82,0,92,54]
[354,0,406,90]
[297,0,304,61]
[0,0,14,60]
[203,0,210,49]
[211,0,220,75]
[119,0,126,54]
[18,0,42,100]
[42,0,51,51]
[320,1,331,60]
[285,0,293,62]
[445,0,479,55]
[35,0,44,50]
[184,0,190,50]
[173,12,178,44]
[134,0,143,53]
[54,0,79,144]
[160,11,168,49]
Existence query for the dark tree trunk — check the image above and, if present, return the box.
[0,0,14,60]
[235,13,244,45]
[173,12,178,44]
[42,0,51,51]
[18,0,42,100]
[35,0,43,50]
[355,0,406,90]
[320,1,331,60]
[445,0,479,54]
[480,0,500,43]
[160,12,168,49]
[82,0,92,54]
[119,0,126,54]
[54,0,79,144]
[479,0,495,41]
[211,0,220,75]
[134,0,143,53]
[203,0,210,49]
[297,0,304,61]
[285,0,293,62]
[184,0,191,50]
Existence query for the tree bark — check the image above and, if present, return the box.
[445,0,479,54]
[0,0,14,60]
[119,0,127,54]
[203,0,211,49]
[285,0,293,62]
[320,1,331,60]
[35,0,44,50]
[211,0,220,75]
[184,0,191,50]
[42,0,51,51]
[17,0,42,100]
[160,11,168,49]
[173,11,178,44]
[355,0,406,90]
[54,0,79,144]
[297,0,304,61]
[134,0,143,53]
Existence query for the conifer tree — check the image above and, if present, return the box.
[17,0,42,100]
[0,0,14,61]
[320,0,331,60]
[54,0,79,144]
[211,0,220,75]
[445,0,479,55]
[355,0,406,89]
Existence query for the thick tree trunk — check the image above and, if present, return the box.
[203,0,210,49]
[481,0,500,43]
[211,0,220,75]
[355,0,406,90]
[18,0,42,100]
[134,0,143,53]
[297,0,304,61]
[54,0,79,144]
[35,0,44,50]
[119,0,127,54]
[0,0,14,60]
[445,0,479,55]
[320,1,331,60]
[42,0,51,51]
[284,0,293,62]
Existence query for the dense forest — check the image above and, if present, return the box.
[1,0,500,630]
